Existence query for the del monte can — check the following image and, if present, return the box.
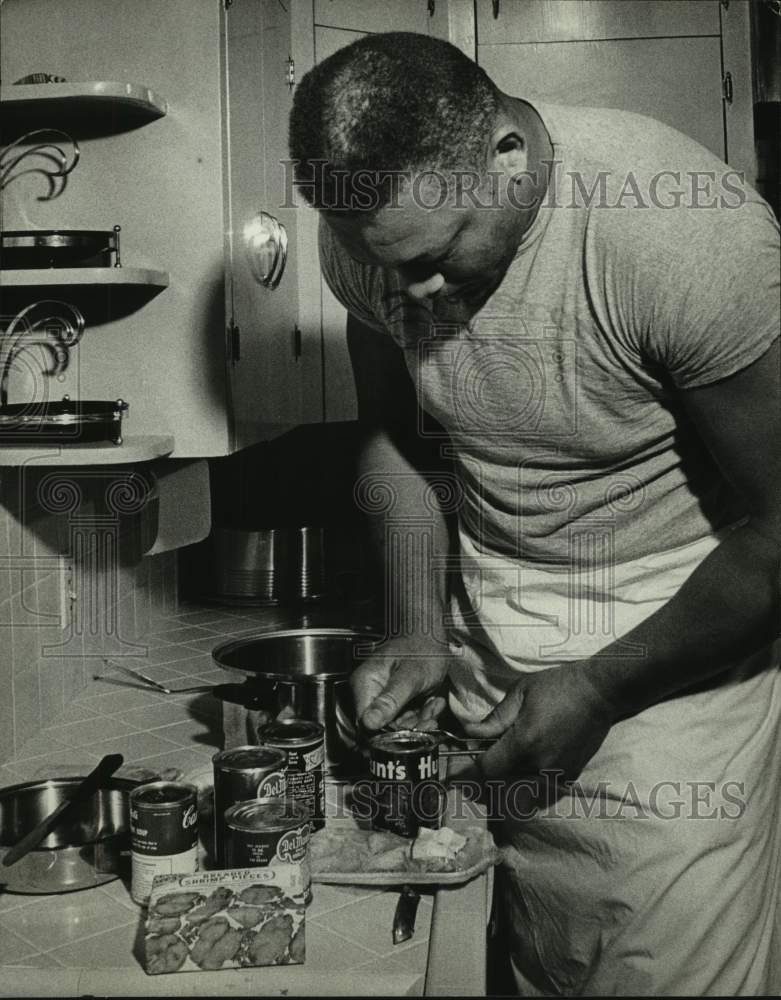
[257,719,325,831]
[224,799,311,903]
[212,745,287,866]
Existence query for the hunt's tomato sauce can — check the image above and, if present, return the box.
[224,799,312,903]
[257,719,325,831]
[212,745,287,867]
[368,730,443,838]
[130,781,199,905]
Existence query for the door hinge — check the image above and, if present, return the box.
[293,324,302,361]
[228,321,240,363]
[722,71,734,104]
[286,57,295,90]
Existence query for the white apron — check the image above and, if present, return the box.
[447,527,781,996]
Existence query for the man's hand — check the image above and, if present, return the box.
[352,636,450,732]
[462,663,618,782]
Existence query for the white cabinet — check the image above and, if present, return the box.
[473,0,755,180]
[0,0,321,458]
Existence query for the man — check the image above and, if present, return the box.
[289,32,781,996]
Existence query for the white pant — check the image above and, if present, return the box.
[447,529,781,996]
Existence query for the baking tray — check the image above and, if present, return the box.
[1,228,120,269]
[0,398,128,444]
[310,817,499,886]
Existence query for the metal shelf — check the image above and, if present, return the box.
[0,434,175,466]
[0,81,168,133]
[1,267,169,289]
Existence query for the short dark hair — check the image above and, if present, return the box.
[288,31,500,211]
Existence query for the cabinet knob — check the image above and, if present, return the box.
[244,211,288,289]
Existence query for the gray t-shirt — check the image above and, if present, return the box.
[320,103,780,566]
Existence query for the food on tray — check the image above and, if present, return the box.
[310,823,494,877]
[144,868,304,975]
[411,826,467,866]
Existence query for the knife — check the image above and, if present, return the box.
[392,883,421,945]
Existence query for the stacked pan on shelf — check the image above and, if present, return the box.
[0,226,129,445]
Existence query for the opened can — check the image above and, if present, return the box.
[257,719,325,831]
[368,730,442,838]
[212,745,287,866]
[130,781,198,905]
[224,799,312,902]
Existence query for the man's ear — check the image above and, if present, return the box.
[490,129,528,179]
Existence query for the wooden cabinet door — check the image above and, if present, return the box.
[225,0,323,446]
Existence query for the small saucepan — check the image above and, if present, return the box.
[0,775,138,894]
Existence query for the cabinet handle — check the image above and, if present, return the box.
[244,212,288,289]
[293,325,302,361]
[722,72,734,105]
[229,322,240,363]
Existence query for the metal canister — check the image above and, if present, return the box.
[129,781,199,905]
[368,730,442,838]
[212,745,287,867]
[224,799,312,902]
[257,719,325,831]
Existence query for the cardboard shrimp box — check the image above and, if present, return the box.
[144,867,305,974]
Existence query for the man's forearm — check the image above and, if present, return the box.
[584,522,781,719]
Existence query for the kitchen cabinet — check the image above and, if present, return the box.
[474,0,755,182]
[0,0,320,458]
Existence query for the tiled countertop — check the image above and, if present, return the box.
[0,603,489,996]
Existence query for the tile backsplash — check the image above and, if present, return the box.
[0,464,178,765]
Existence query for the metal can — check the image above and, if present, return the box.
[368,730,442,838]
[257,719,325,832]
[224,799,312,902]
[212,745,287,867]
[129,781,199,905]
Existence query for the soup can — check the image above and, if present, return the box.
[257,719,325,831]
[129,781,199,905]
[212,745,287,866]
[368,730,442,838]
[224,799,312,902]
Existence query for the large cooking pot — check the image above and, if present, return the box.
[0,775,137,894]
[212,627,382,771]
